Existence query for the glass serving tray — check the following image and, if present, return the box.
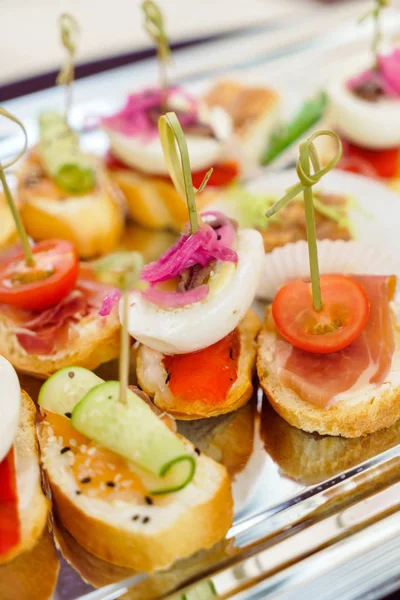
[1,15,400,599]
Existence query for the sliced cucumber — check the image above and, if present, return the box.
[167,580,217,600]
[72,381,196,494]
[38,367,104,417]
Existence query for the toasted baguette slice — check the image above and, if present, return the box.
[261,400,400,485]
[204,80,280,164]
[0,391,48,564]
[0,311,120,379]
[258,307,400,438]
[111,168,217,232]
[18,150,124,259]
[137,310,261,420]
[39,423,233,572]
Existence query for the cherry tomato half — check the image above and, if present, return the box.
[272,275,371,354]
[0,239,79,311]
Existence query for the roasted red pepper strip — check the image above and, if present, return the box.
[164,329,240,405]
[0,448,20,557]
[339,137,400,179]
[105,151,239,188]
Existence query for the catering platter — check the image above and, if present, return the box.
[1,5,400,600]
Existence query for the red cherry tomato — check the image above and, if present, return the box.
[340,138,399,179]
[272,275,371,354]
[192,161,239,188]
[0,240,79,311]
[0,449,20,557]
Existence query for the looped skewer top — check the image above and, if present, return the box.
[142,0,170,62]
[158,112,213,235]
[57,13,80,86]
[266,130,343,311]
[57,13,80,120]
[0,107,34,265]
[0,107,28,170]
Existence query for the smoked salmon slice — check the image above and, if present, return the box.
[275,275,396,409]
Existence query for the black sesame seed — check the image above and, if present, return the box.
[142,516,150,524]
[80,477,91,484]
[68,371,75,379]
[64,412,72,419]
[76,490,82,495]
[229,348,233,360]
[229,377,234,382]
[195,447,201,456]
[165,371,171,385]
[217,234,221,240]
[145,496,153,505]
[61,446,71,455]
[132,515,140,521]
[108,395,113,400]
[106,481,116,488]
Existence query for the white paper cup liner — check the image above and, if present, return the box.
[257,240,400,300]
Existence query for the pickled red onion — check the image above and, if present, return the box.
[347,49,400,98]
[102,87,198,138]
[141,222,238,284]
[142,285,209,308]
[99,289,121,316]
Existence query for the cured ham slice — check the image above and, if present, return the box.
[0,448,20,557]
[276,275,396,409]
[0,266,113,356]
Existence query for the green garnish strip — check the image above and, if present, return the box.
[0,107,35,267]
[159,112,213,234]
[266,130,342,311]
[56,13,80,122]
[261,91,327,166]
[150,454,197,495]
[39,111,96,194]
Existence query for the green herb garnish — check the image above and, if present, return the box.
[142,0,171,107]
[93,252,144,405]
[0,107,35,266]
[56,13,80,123]
[266,130,342,311]
[39,111,96,194]
[261,91,327,166]
[359,0,390,68]
[159,112,212,234]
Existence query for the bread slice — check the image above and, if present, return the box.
[258,307,400,438]
[261,400,400,485]
[18,150,124,259]
[137,310,261,420]
[111,168,217,232]
[0,391,49,564]
[0,528,59,600]
[204,80,280,164]
[0,311,120,379]
[39,418,233,572]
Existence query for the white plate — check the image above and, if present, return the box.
[247,169,400,299]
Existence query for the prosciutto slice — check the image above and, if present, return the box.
[0,266,114,356]
[276,275,396,409]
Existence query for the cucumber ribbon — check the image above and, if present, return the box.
[39,111,95,194]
